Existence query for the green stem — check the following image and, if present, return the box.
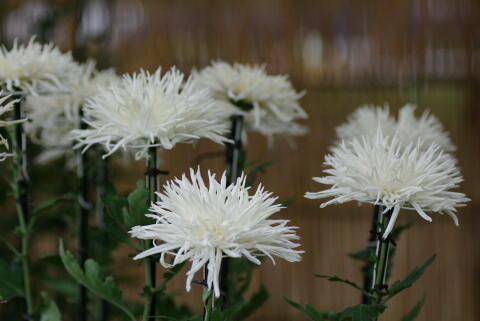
[142,247,154,321]
[11,96,34,317]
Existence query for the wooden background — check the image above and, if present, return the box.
[1,1,479,320]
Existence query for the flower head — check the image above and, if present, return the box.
[72,67,230,159]
[0,92,25,161]
[25,61,119,166]
[0,37,78,95]
[305,128,469,239]
[130,168,302,297]
[196,61,307,142]
[336,104,455,152]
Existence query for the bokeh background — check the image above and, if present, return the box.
[0,0,479,320]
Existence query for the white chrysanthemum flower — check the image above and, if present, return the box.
[0,92,25,161]
[196,61,307,142]
[72,67,230,159]
[336,105,396,143]
[0,37,78,95]
[305,128,469,239]
[395,104,455,152]
[25,61,119,166]
[336,104,455,152]
[130,168,302,297]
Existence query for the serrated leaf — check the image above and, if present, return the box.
[125,180,152,228]
[315,274,372,298]
[102,182,127,220]
[33,194,76,216]
[386,255,435,301]
[38,292,61,321]
[58,240,136,321]
[348,249,376,263]
[339,304,385,321]
[284,297,327,321]
[0,258,24,300]
[401,295,425,321]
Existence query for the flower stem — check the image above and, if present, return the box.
[361,205,381,303]
[12,95,34,318]
[143,146,160,321]
[77,108,90,321]
[219,115,245,308]
[370,206,393,305]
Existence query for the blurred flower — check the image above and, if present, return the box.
[130,168,302,297]
[72,67,230,159]
[0,37,78,95]
[305,128,469,239]
[336,105,395,143]
[196,61,307,143]
[336,104,455,152]
[0,92,25,161]
[396,104,455,152]
[25,61,119,166]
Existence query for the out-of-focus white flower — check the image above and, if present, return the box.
[196,61,307,142]
[130,168,302,298]
[72,67,230,159]
[395,104,455,152]
[305,128,469,239]
[0,37,78,95]
[336,104,455,152]
[25,61,119,166]
[336,105,395,144]
[0,92,25,161]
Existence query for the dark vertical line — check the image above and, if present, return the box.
[77,109,89,321]
[220,115,244,308]
[145,146,159,320]
[98,156,110,321]
[362,205,381,303]
[14,94,29,224]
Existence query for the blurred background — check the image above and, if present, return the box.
[0,0,479,320]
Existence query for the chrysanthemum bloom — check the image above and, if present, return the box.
[130,168,302,297]
[336,104,455,151]
[0,37,79,95]
[305,128,469,239]
[25,61,119,166]
[0,92,25,161]
[395,104,455,152]
[72,67,230,159]
[196,61,308,142]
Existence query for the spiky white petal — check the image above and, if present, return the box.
[0,37,79,95]
[196,61,307,141]
[305,128,469,238]
[336,104,455,152]
[0,92,25,161]
[130,168,302,297]
[25,61,120,166]
[395,104,455,152]
[72,67,230,159]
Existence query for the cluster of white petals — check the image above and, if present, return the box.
[72,67,230,159]
[196,61,307,142]
[0,92,25,161]
[305,129,469,239]
[0,37,78,95]
[25,61,119,166]
[336,104,455,151]
[130,168,302,297]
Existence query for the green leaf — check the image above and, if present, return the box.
[339,304,385,321]
[33,194,76,216]
[234,285,269,320]
[102,182,127,221]
[284,298,327,321]
[245,161,273,186]
[125,180,152,228]
[38,292,61,321]
[401,295,426,321]
[348,249,376,263]
[315,274,372,298]
[0,258,24,300]
[58,240,136,321]
[386,255,436,301]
